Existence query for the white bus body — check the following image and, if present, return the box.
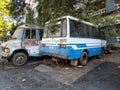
[40,16,107,65]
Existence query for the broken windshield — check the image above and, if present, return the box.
[43,19,67,38]
[12,27,23,39]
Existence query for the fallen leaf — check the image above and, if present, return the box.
[22,78,26,82]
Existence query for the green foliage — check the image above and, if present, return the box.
[9,0,120,37]
[47,20,61,34]
[10,0,82,26]
[10,23,24,35]
[36,0,77,25]
[0,0,11,37]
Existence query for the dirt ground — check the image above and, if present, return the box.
[0,49,120,90]
[35,49,120,85]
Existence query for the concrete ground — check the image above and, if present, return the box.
[0,49,120,90]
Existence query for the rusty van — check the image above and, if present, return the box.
[0,24,43,66]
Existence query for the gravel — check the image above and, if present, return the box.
[0,50,119,90]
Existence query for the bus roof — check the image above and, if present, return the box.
[64,15,94,26]
[18,24,43,29]
[46,15,95,26]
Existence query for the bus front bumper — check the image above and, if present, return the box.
[0,52,9,63]
[0,52,9,58]
[40,52,68,59]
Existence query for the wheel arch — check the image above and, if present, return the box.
[83,49,89,56]
[11,49,29,58]
[79,49,89,66]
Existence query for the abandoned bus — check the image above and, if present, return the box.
[40,15,107,66]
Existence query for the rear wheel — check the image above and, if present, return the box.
[12,52,28,66]
[79,51,88,66]
[98,48,104,58]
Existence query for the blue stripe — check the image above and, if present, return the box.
[40,44,106,60]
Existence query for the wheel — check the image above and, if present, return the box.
[12,52,28,66]
[98,48,104,58]
[100,48,104,56]
[79,51,88,66]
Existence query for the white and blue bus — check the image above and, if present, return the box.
[40,15,107,66]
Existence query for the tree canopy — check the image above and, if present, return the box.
[10,0,90,26]
[10,0,120,36]
[0,0,11,38]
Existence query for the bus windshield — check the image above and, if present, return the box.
[43,19,67,38]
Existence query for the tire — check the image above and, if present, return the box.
[79,51,88,66]
[12,52,28,66]
[98,48,104,58]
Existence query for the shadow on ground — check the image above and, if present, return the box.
[71,62,120,90]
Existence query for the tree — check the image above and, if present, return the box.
[10,0,120,33]
[10,0,85,26]
[0,0,11,39]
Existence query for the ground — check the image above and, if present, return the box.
[0,49,120,90]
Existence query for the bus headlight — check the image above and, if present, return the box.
[4,48,10,53]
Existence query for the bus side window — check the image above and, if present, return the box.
[24,29,30,39]
[92,27,98,39]
[86,24,93,38]
[31,30,36,39]
[70,20,79,37]
[78,23,87,38]
[82,23,88,37]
